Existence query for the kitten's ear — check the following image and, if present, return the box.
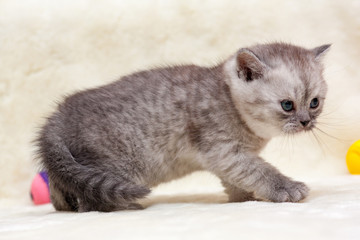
[236,49,267,81]
[312,44,331,60]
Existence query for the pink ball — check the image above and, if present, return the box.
[30,172,50,205]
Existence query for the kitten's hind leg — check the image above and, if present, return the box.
[49,182,78,211]
[222,180,256,202]
[78,198,144,212]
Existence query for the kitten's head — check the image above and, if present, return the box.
[224,43,330,139]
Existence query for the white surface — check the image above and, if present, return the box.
[1,175,360,240]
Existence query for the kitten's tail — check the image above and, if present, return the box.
[36,124,150,204]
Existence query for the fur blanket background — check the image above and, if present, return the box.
[1,1,360,239]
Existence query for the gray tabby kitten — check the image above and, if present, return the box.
[36,43,330,212]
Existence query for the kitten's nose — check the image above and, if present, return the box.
[300,120,310,127]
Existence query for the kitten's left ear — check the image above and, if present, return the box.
[312,44,331,60]
[236,49,268,81]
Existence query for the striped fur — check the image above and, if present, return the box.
[36,43,329,212]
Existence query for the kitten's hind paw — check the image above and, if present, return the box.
[126,202,145,210]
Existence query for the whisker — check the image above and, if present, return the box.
[277,133,288,157]
[313,126,351,142]
[279,133,288,153]
[316,121,349,128]
[284,133,292,161]
[290,133,296,157]
[278,132,296,162]
[310,129,329,157]
[317,117,354,125]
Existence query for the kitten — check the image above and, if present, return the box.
[36,43,330,212]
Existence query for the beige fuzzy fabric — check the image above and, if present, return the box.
[1,0,360,239]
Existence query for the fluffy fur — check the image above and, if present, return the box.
[36,43,329,212]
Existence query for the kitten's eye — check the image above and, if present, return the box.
[310,98,319,109]
[281,100,294,112]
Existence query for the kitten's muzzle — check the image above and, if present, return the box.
[299,120,315,132]
[297,111,311,129]
[283,120,314,134]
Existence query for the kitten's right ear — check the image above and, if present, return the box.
[236,49,267,81]
[312,44,331,60]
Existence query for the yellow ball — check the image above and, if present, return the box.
[346,140,360,174]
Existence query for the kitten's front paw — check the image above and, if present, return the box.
[263,178,309,203]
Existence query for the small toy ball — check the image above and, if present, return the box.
[30,171,51,205]
[346,140,360,174]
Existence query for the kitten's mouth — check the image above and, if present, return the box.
[283,124,314,134]
[285,128,303,134]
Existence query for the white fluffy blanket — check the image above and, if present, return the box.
[1,175,360,239]
[1,0,360,239]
